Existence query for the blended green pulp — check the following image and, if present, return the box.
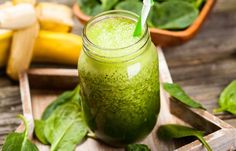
[78,17,160,146]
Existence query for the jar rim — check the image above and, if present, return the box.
[83,10,149,52]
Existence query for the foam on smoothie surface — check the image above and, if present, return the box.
[87,17,140,49]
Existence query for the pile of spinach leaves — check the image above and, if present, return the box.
[77,0,205,30]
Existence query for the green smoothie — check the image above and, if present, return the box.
[78,11,160,146]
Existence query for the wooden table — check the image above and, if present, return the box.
[0,0,236,147]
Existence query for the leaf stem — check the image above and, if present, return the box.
[17,114,29,135]
[17,114,29,151]
[196,135,212,151]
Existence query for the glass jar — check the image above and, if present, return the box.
[78,10,160,146]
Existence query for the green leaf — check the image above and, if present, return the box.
[35,86,88,151]
[24,140,40,151]
[35,86,89,151]
[163,83,205,109]
[149,1,198,30]
[77,0,104,16]
[101,0,119,10]
[157,0,206,9]
[34,120,48,145]
[147,2,160,27]
[157,124,212,151]
[125,144,151,151]
[42,85,80,120]
[158,124,204,139]
[157,0,196,3]
[2,115,39,151]
[214,80,236,115]
[44,102,88,151]
[115,1,143,15]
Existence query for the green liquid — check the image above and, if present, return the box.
[87,17,140,49]
[78,16,160,146]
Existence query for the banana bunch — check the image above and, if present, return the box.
[0,1,82,80]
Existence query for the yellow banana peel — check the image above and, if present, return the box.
[0,30,82,68]
[0,30,13,68]
[37,20,72,33]
[33,30,82,65]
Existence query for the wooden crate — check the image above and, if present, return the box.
[17,49,236,151]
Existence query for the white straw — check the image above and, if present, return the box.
[141,0,153,27]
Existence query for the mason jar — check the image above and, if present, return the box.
[78,10,160,146]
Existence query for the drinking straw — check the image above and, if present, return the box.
[133,0,154,37]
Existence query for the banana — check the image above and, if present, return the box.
[0,30,82,68]
[6,0,38,80]
[7,23,39,80]
[33,30,82,65]
[36,2,74,32]
[0,4,37,30]
[0,1,81,80]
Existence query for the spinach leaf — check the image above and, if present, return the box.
[101,0,119,10]
[115,1,143,15]
[214,80,236,114]
[44,101,88,151]
[149,1,198,29]
[2,115,39,151]
[77,0,104,16]
[42,85,80,120]
[156,0,196,4]
[125,144,151,151]
[152,0,205,9]
[157,124,212,151]
[166,0,205,9]
[163,83,205,109]
[90,4,105,16]
[147,2,160,27]
[34,120,48,145]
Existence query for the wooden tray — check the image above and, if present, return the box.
[17,49,236,151]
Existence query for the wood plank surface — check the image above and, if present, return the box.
[1,0,236,148]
